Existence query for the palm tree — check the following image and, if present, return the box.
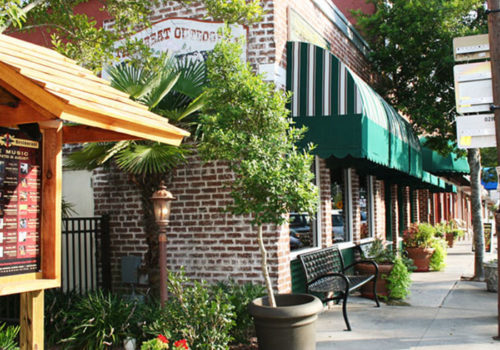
[65,55,206,288]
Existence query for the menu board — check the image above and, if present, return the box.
[0,128,42,277]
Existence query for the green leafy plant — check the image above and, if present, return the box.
[145,270,235,350]
[0,322,20,350]
[361,239,396,264]
[214,281,266,344]
[385,257,412,300]
[44,289,81,347]
[430,239,447,271]
[141,334,190,350]
[403,223,435,249]
[60,290,141,349]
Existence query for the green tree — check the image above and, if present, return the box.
[66,56,205,280]
[199,33,318,307]
[1,0,262,72]
[355,0,488,279]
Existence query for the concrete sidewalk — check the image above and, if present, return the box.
[316,240,499,349]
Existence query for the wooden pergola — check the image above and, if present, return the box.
[0,34,189,349]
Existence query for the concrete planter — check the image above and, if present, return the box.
[484,262,498,292]
[406,247,435,272]
[248,293,323,350]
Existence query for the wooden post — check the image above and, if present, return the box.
[20,290,44,350]
[487,0,500,340]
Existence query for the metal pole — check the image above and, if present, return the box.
[159,230,168,306]
[486,0,500,340]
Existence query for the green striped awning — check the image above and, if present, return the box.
[287,41,422,178]
[420,138,470,175]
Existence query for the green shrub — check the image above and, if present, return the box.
[0,323,19,350]
[403,223,435,248]
[214,280,265,344]
[45,289,81,347]
[385,257,412,300]
[430,238,447,271]
[145,270,235,350]
[60,289,142,349]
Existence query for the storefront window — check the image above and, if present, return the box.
[290,157,320,251]
[359,175,375,240]
[331,168,351,243]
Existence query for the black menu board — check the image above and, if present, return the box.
[0,128,42,276]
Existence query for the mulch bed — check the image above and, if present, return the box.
[229,338,259,349]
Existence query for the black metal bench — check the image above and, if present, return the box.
[298,246,380,331]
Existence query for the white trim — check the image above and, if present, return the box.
[315,156,322,246]
[368,175,375,238]
[308,45,315,116]
[334,241,356,250]
[346,168,353,242]
[360,237,375,245]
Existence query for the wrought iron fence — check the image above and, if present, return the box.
[0,214,110,324]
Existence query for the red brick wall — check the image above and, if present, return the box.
[318,159,333,247]
[418,189,430,223]
[374,179,386,239]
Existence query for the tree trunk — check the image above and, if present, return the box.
[467,148,485,280]
[257,224,276,307]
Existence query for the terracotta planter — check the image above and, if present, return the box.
[356,262,393,299]
[406,247,435,272]
[445,232,454,248]
[248,293,323,350]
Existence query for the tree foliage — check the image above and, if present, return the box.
[199,34,318,226]
[354,0,486,153]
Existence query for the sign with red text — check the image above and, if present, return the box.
[0,128,42,276]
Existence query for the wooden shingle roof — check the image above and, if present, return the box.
[0,34,190,145]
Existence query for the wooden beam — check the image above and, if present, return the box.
[20,290,44,350]
[62,125,142,143]
[0,85,18,106]
[0,101,52,127]
[41,122,62,282]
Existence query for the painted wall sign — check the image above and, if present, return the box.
[0,128,42,277]
[116,17,246,62]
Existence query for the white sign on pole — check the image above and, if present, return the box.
[456,114,497,148]
[453,34,490,62]
[454,61,493,114]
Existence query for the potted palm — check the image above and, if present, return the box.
[356,239,412,299]
[199,34,322,350]
[403,223,435,272]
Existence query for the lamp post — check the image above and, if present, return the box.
[151,181,175,306]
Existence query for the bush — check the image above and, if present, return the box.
[214,280,265,344]
[385,257,412,300]
[60,289,142,349]
[430,239,447,271]
[145,270,235,350]
[0,323,19,350]
[45,289,81,347]
[403,223,435,248]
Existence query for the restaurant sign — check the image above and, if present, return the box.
[0,128,42,276]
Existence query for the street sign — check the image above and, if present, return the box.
[456,114,497,148]
[454,61,493,114]
[453,34,490,62]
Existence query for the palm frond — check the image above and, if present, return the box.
[174,59,206,98]
[107,63,154,99]
[114,142,190,175]
[65,143,117,170]
[143,71,181,109]
[177,91,206,121]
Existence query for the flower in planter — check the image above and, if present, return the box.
[403,223,435,249]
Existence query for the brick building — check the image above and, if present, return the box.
[16,0,473,293]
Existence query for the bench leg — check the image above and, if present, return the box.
[342,293,351,331]
[373,280,380,307]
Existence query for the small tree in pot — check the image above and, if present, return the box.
[199,32,322,349]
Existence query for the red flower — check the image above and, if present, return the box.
[174,339,189,349]
[157,334,169,344]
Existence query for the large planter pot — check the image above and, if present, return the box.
[248,293,323,350]
[445,232,454,248]
[484,262,498,292]
[356,262,393,299]
[406,247,435,272]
